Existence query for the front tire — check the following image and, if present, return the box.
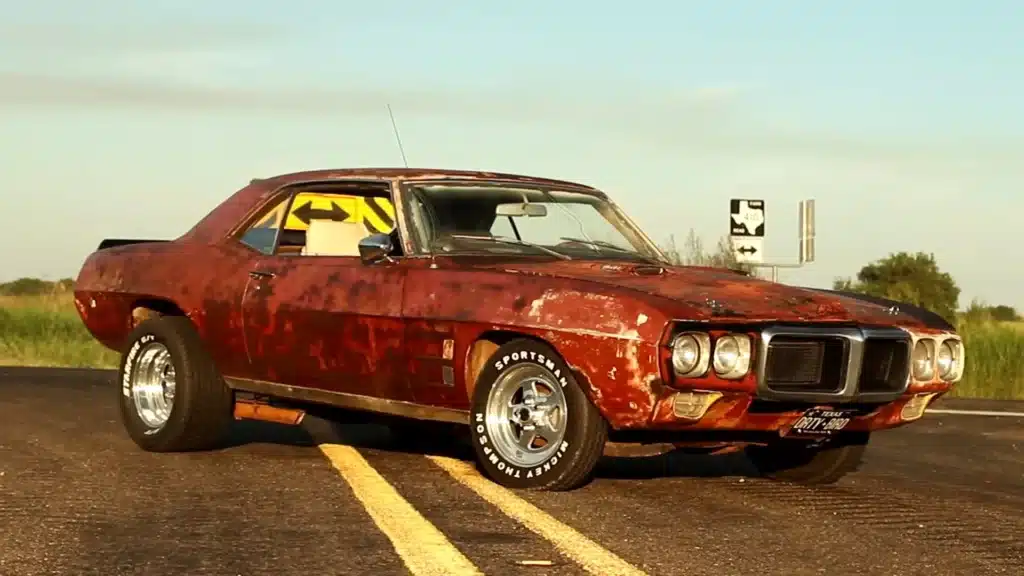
[118,315,234,452]
[744,434,869,485]
[468,338,608,491]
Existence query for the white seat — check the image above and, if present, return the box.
[303,219,368,257]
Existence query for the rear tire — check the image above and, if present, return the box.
[744,434,869,485]
[118,316,234,452]
[468,338,607,491]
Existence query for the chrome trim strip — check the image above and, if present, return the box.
[754,325,911,403]
[224,377,470,425]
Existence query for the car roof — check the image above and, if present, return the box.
[253,167,604,195]
[179,167,609,243]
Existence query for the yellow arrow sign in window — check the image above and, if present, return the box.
[360,195,397,234]
[281,193,396,234]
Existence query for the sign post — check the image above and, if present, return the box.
[799,199,815,265]
[728,198,815,282]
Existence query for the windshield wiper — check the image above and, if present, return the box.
[557,237,662,262]
[559,237,632,252]
[448,234,572,260]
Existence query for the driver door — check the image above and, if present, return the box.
[240,254,411,401]
[235,183,412,402]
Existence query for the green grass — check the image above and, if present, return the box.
[1,293,1022,399]
[0,293,118,368]
[950,319,1024,400]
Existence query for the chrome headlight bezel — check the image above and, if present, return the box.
[936,340,954,379]
[670,332,711,377]
[669,330,753,380]
[908,334,965,383]
[937,337,964,381]
[911,339,936,381]
[712,334,752,380]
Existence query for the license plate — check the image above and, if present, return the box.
[785,408,855,437]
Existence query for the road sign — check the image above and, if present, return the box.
[725,197,815,281]
[730,236,764,264]
[730,199,765,237]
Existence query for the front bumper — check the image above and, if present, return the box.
[647,388,951,433]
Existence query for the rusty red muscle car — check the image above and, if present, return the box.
[73,167,965,491]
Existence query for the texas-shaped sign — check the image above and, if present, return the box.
[730,199,765,236]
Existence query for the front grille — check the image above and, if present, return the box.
[764,336,847,393]
[858,338,911,393]
[753,325,912,401]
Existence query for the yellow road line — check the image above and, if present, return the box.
[318,444,483,576]
[427,455,649,576]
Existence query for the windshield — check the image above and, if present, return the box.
[404,183,664,262]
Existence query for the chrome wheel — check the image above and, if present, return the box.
[483,364,568,468]
[129,342,177,429]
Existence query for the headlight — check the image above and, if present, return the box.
[911,339,935,381]
[713,334,752,379]
[671,332,710,377]
[936,338,963,381]
[936,340,953,378]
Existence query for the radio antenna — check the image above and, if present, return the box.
[386,103,409,168]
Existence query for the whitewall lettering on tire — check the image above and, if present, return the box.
[122,333,155,398]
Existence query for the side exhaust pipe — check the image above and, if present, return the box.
[234,399,305,426]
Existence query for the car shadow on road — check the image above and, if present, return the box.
[220,419,320,449]
[594,450,759,481]
[318,418,761,482]
[319,418,478,460]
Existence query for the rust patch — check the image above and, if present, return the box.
[130,306,159,328]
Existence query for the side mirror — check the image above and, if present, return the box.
[358,233,393,264]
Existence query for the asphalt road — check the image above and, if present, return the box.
[1,367,1021,576]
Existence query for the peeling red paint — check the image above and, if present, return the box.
[73,167,961,441]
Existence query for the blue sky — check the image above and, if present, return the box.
[2,0,1022,309]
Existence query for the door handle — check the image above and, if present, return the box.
[248,270,276,280]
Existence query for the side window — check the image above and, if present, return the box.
[239,197,290,255]
[282,191,396,238]
[281,189,399,257]
[237,185,402,257]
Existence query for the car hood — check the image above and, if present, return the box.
[466,259,929,328]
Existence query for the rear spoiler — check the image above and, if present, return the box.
[97,238,170,251]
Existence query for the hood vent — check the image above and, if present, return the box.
[631,265,666,276]
[597,263,666,276]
